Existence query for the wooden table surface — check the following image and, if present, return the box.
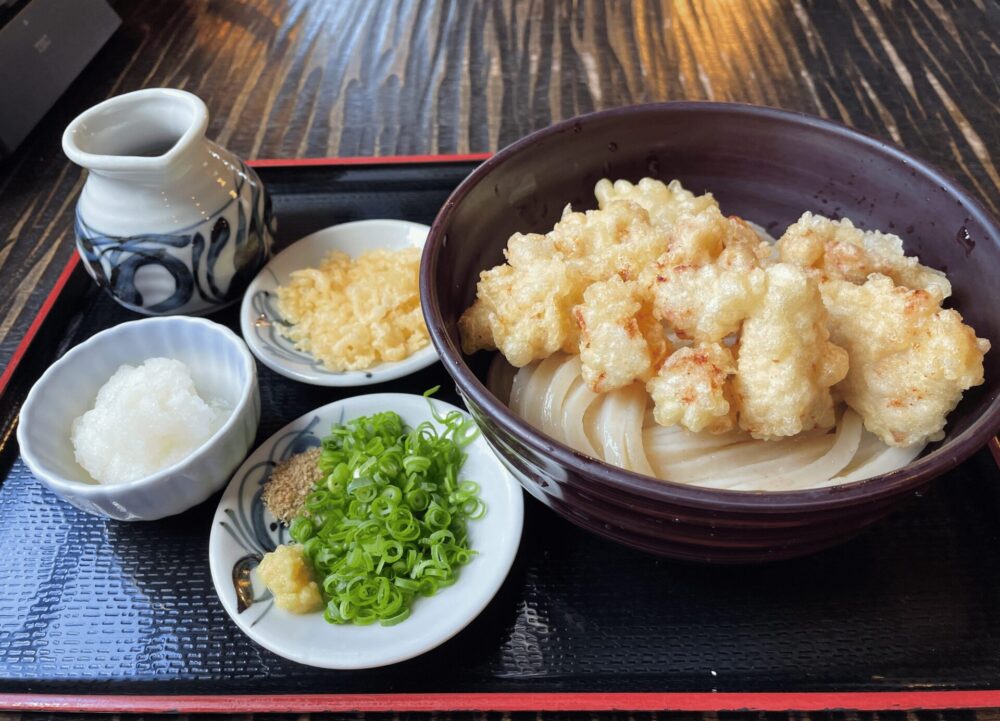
[0,0,998,718]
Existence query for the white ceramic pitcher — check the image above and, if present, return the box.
[62,88,274,315]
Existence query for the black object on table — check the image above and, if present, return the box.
[0,0,119,158]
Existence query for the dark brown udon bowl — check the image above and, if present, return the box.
[420,102,1000,563]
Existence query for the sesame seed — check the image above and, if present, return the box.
[261,447,323,524]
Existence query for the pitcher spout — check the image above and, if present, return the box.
[62,88,208,183]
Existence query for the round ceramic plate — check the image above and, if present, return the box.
[208,393,524,669]
[239,219,437,386]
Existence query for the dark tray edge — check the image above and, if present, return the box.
[4,153,1000,713]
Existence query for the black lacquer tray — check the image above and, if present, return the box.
[2,157,1000,714]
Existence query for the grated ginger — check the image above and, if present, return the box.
[275,247,429,371]
[256,544,323,614]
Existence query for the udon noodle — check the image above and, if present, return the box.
[488,353,924,491]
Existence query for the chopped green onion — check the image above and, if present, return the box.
[288,409,484,626]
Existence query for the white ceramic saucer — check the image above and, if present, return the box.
[207,393,524,669]
[239,219,437,386]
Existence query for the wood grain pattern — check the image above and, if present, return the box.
[0,0,997,370]
[0,2,997,715]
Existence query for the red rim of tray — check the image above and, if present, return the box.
[3,690,1000,713]
[2,152,998,714]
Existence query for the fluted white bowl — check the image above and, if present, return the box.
[17,316,260,520]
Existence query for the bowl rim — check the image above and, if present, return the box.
[420,100,1000,514]
[16,315,258,496]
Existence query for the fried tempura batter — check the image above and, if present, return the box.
[459,200,670,366]
[574,277,670,393]
[460,178,988,452]
[595,177,717,232]
[550,201,668,279]
[734,264,849,439]
[647,342,737,434]
[648,262,767,342]
[275,248,428,371]
[645,205,770,342]
[820,275,989,447]
[778,212,952,300]
[458,258,581,368]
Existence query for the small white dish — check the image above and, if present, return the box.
[240,219,437,386]
[17,316,260,521]
[208,393,524,669]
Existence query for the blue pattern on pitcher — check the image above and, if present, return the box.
[74,161,275,314]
